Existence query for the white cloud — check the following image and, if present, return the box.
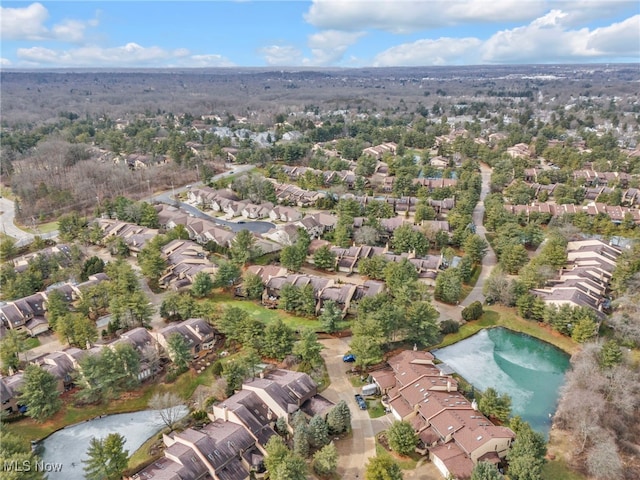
[549,0,637,26]
[0,2,98,42]
[15,43,235,67]
[586,15,640,56]
[373,37,482,66]
[481,13,640,62]
[181,54,236,68]
[0,58,12,66]
[305,0,547,33]
[370,11,639,66]
[1,2,49,40]
[304,30,365,66]
[258,45,303,66]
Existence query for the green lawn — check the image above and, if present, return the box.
[24,337,41,350]
[34,221,59,234]
[366,398,386,419]
[126,431,165,473]
[4,362,214,446]
[434,307,579,355]
[211,293,350,332]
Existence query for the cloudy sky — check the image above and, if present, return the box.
[1,1,638,68]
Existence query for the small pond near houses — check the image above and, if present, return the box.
[434,327,570,437]
[40,407,188,480]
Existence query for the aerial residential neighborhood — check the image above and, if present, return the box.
[1,3,640,480]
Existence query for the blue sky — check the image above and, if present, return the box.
[1,1,639,68]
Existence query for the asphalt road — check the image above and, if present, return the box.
[0,197,59,247]
[151,164,275,234]
[320,336,379,479]
[433,162,497,320]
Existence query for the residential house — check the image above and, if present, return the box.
[155,318,217,359]
[129,369,331,480]
[262,223,301,246]
[413,178,458,191]
[372,350,515,480]
[11,244,72,273]
[362,142,398,159]
[159,240,217,290]
[506,143,531,159]
[503,202,640,224]
[0,292,49,336]
[531,239,622,318]
[268,206,303,223]
[429,156,450,168]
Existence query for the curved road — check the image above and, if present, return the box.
[0,197,58,247]
[434,162,497,320]
[151,165,275,234]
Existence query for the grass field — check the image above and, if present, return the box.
[366,398,387,419]
[210,293,350,332]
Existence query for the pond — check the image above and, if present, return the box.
[39,407,188,480]
[434,327,570,437]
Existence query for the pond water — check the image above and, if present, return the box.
[39,407,188,480]
[434,327,570,437]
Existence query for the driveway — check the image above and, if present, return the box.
[320,336,376,479]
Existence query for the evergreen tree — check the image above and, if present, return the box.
[242,271,264,300]
[319,300,342,333]
[313,245,336,270]
[293,423,310,458]
[262,319,295,360]
[387,421,418,456]
[223,360,247,397]
[479,388,512,423]
[191,271,215,298]
[471,461,504,480]
[308,414,330,449]
[599,340,622,368]
[167,333,191,370]
[83,433,129,480]
[18,364,62,422]
[293,328,323,369]
[326,400,351,434]
[0,329,26,374]
[312,442,338,476]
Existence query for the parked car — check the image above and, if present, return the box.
[343,353,356,362]
[354,394,367,410]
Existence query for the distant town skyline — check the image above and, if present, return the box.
[1,1,639,69]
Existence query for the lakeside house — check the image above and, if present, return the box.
[370,350,515,480]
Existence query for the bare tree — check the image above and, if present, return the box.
[586,435,623,480]
[141,344,161,380]
[149,392,185,431]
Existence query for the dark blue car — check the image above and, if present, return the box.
[343,353,356,362]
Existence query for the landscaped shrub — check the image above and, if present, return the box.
[440,319,460,334]
[462,301,483,321]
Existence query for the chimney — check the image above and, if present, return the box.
[447,380,452,392]
[259,372,264,379]
[222,404,228,422]
[472,399,478,411]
